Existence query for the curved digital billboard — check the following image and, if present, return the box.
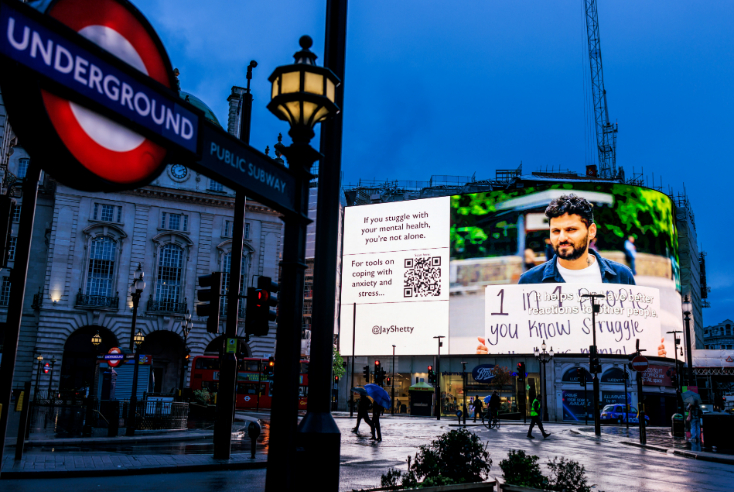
[340,182,683,358]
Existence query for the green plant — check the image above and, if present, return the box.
[380,429,491,488]
[193,389,210,405]
[499,449,548,489]
[546,457,596,492]
[332,347,346,379]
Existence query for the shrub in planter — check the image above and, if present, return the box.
[381,429,492,488]
[546,457,596,492]
[499,449,548,490]
[193,389,210,405]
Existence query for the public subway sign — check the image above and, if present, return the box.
[483,283,663,355]
[198,122,295,212]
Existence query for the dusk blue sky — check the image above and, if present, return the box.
[140,0,734,328]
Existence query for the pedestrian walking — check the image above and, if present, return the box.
[371,401,382,441]
[353,397,373,434]
[687,401,702,443]
[473,396,484,423]
[527,393,551,439]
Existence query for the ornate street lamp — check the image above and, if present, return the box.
[34,354,43,400]
[268,36,340,144]
[126,263,146,437]
[265,35,341,482]
[179,314,193,391]
[535,341,554,421]
[681,295,694,385]
[91,331,102,347]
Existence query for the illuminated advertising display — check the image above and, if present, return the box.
[340,182,683,357]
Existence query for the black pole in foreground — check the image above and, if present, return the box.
[391,345,396,415]
[295,1,348,489]
[0,162,41,475]
[126,289,143,437]
[213,64,255,460]
[582,293,604,436]
[349,303,356,418]
[265,139,317,491]
[434,336,444,420]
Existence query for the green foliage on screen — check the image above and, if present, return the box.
[450,183,680,270]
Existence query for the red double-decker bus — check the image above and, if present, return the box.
[190,356,309,410]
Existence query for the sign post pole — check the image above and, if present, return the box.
[0,163,41,474]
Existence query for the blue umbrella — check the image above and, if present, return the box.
[484,395,491,404]
[364,384,391,409]
[351,387,368,397]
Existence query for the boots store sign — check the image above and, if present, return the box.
[0,0,295,212]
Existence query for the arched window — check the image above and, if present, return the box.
[221,252,250,317]
[86,237,117,301]
[155,243,185,311]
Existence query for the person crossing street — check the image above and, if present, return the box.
[353,396,373,434]
[527,393,551,439]
[473,395,484,423]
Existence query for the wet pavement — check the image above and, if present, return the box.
[3,414,733,491]
[582,425,734,455]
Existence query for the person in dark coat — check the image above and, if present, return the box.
[353,397,373,433]
[371,403,382,441]
[473,396,485,423]
[488,391,501,421]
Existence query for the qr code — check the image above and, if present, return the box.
[404,256,442,297]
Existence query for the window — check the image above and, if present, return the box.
[223,221,249,238]
[8,237,17,262]
[11,203,20,223]
[160,212,188,232]
[17,158,29,178]
[727,325,732,336]
[92,203,122,222]
[155,244,184,307]
[220,252,249,315]
[209,180,224,192]
[0,278,11,306]
[86,237,116,298]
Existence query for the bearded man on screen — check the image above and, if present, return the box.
[519,194,635,286]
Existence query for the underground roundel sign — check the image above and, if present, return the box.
[0,0,180,191]
[105,347,124,368]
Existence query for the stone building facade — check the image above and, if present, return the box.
[0,86,284,395]
[704,320,734,350]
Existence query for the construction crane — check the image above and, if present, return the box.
[584,0,618,178]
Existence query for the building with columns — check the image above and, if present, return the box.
[0,85,284,396]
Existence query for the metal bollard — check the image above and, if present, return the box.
[248,421,261,459]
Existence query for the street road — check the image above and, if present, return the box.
[3,417,732,491]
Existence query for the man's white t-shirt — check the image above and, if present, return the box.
[556,256,602,284]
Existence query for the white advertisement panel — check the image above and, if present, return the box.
[481,284,663,355]
[340,197,450,356]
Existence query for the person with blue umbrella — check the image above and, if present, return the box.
[364,384,391,442]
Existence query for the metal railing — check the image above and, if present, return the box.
[95,399,189,430]
[146,297,188,314]
[76,290,120,309]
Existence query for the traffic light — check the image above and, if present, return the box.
[43,362,50,374]
[374,360,384,386]
[577,367,586,387]
[196,272,223,334]
[427,365,435,384]
[386,376,391,386]
[245,277,279,337]
[266,356,275,377]
[363,365,370,381]
[589,346,601,373]
[517,362,526,383]
[334,375,339,384]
